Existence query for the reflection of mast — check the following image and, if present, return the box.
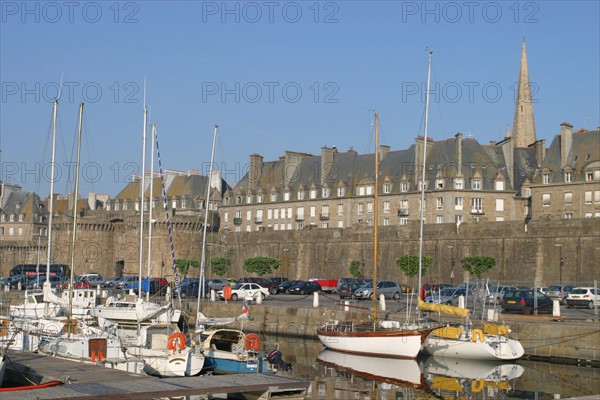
[68,103,84,320]
[198,124,219,312]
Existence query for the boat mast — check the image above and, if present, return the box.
[146,123,156,302]
[138,105,148,296]
[44,99,58,285]
[68,102,84,320]
[418,51,433,306]
[198,124,219,312]
[373,112,379,321]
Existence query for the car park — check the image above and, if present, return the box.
[338,281,365,299]
[546,284,575,305]
[501,289,553,314]
[566,287,600,309]
[217,282,270,301]
[355,280,403,300]
[115,276,139,290]
[179,280,210,298]
[287,280,321,295]
[27,275,62,289]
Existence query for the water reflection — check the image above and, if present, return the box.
[274,337,599,400]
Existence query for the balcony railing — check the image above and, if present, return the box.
[470,209,484,215]
[397,208,409,216]
[254,218,263,224]
[319,213,330,220]
[233,218,242,225]
[295,215,305,221]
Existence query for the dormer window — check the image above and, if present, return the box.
[337,187,346,197]
[18,214,24,222]
[0,214,5,222]
[495,180,504,191]
[418,181,428,191]
[565,172,572,183]
[246,195,253,204]
[471,179,481,190]
[454,178,463,189]
[297,191,305,200]
[309,189,317,199]
[270,192,278,202]
[284,192,290,201]
[383,183,392,194]
[257,194,264,203]
[236,196,242,205]
[401,182,409,192]
[322,188,330,198]
[172,200,177,209]
[543,173,550,184]
[522,187,531,197]
[436,179,444,190]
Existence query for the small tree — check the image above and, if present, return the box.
[210,257,230,277]
[175,258,199,278]
[349,260,362,277]
[460,256,496,278]
[395,255,433,279]
[243,256,280,276]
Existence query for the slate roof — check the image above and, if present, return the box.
[541,129,600,183]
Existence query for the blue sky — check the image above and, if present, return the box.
[1,0,599,198]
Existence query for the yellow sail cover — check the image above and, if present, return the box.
[417,298,470,317]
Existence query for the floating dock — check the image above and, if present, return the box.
[2,350,309,399]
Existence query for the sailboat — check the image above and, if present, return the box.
[316,111,436,359]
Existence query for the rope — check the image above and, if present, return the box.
[154,130,181,307]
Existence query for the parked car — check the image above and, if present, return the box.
[355,280,403,300]
[566,287,600,309]
[115,276,139,290]
[102,277,121,288]
[338,281,366,299]
[124,277,169,295]
[267,277,289,285]
[1,275,27,289]
[486,285,518,305]
[546,284,575,305]
[273,280,301,294]
[236,277,278,294]
[217,282,270,301]
[336,277,369,293]
[27,275,62,289]
[179,280,210,298]
[287,281,321,295]
[424,287,475,306]
[501,289,553,314]
[420,282,453,299]
[206,278,230,291]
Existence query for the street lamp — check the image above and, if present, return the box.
[555,244,563,284]
[448,245,455,287]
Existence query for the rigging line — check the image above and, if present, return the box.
[36,110,55,196]
[154,129,181,307]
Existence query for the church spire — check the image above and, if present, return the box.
[512,38,537,147]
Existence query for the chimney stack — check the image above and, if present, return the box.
[249,153,263,188]
[321,146,335,186]
[560,122,573,168]
[380,145,390,160]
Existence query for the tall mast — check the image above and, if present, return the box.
[372,112,379,321]
[138,105,148,295]
[197,124,219,312]
[45,100,58,282]
[146,123,156,301]
[68,102,84,319]
[418,51,433,304]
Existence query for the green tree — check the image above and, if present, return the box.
[460,256,496,278]
[395,255,433,278]
[210,257,230,276]
[175,258,199,277]
[349,260,362,277]
[243,256,280,276]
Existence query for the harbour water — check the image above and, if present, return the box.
[272,335,600,400]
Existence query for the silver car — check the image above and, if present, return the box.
[354,280,402,300]
[487,285,518,305]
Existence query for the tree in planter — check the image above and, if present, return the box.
[349,260,362,277]
[210,257,230,277]
[396,255,433,295]
[460,256,496,278]
[175,259,199,278]
[243,256,280,276]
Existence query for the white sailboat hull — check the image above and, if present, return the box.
[128,347,204,377]
[425,334,524,360]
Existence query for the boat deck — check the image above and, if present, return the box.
[2,350,309,399]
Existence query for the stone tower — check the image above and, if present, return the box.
[512,39,537,148]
